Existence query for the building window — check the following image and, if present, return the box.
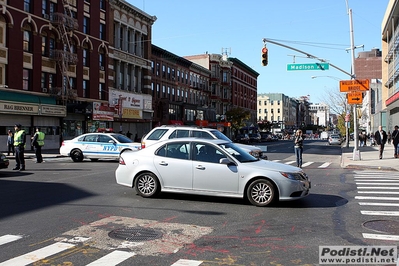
[42,0,48,16]
[99,51,105,68]
[83,16,90,34]
[99,83,105,100]
[24,0,32,12]
[100,0,106,10]
[264,101,267,105]
[278,108,280,113]
[83,80,89,98]
[82,44,90,67]
[99,23,105,40]
[23,69,30,91]
[23,29,32,52]
[41,36,47,56]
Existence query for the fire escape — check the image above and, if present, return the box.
[49,0,78,104]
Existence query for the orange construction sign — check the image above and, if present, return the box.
[347,91,363,104]
[339,79,369,92]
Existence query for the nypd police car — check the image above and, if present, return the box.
[60,133,140,162]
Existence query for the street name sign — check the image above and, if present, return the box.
[286,63,329,71]
[347,91,363,104]
[339,79,369,92]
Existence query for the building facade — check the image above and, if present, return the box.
[382,0,399,132]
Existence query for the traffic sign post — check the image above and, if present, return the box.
[286,63,329,71]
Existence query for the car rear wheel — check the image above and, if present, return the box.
[70,149,84,162]
[246,179,275,207]
[134,172,160,198]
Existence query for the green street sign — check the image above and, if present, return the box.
[287,63,329,71]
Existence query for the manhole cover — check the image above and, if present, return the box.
[108,227,163,241]
[363,220,399,234]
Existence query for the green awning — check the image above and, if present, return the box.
[0,90,56,105]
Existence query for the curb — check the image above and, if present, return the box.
[344,164,397,171]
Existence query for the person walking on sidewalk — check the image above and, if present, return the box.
[294,129,304,167]
[31,127,45,163]
[13,124,26,170]
[392,125,399,158]
[6,130,14,156]
[375,125,387,159]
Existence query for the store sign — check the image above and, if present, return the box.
[0,101,39,114]
[41,104,66,117]
[93,102,115,121]
[122,108,142,119]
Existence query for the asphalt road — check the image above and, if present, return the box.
[0,139,397,266]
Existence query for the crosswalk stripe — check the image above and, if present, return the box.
[285,161,296,165]
[357,186,399,190]
[301,162,313,167]
[86,250,135,266]
[355,179,399,181]
[355,196,399,200]
[171,259,203,266]
[271,159,280,162]
[362,233,399,241]
[361,210,399,216]
[358,191,399,194]
[0,235,23,246]
[359,202,399,206]
[0,242,75,266]
[318,162,331,168]
[356,182,399,185]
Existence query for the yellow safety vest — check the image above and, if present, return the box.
[14,130,26,148]
[35,131,45,146]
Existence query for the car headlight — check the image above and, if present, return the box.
[280,172,308,181]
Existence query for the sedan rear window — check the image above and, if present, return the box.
[146,129,169,140]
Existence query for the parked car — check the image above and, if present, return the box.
[60,133,141,162]
[234,133,250,144]
[260,132,272,142]
[328,134,342,145]
[115,138,310,207]
[248,133,261,143]
[0,153,9,169]
[141,125,267,159]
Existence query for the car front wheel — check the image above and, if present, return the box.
[70,149,84,162]
[134,172,160,198]
[246,179,276,207]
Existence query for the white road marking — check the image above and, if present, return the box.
[0,242,75,266]
[362,233,399,241]
[86,250,135,266]
[171,259,203,266]
[0,235,23,246]
[359,202,399,206]
[361,210,399,216]
[355,196,399,200]
[356,182,399,185]
[358,191,399,194]
[285,161,296,165]
[318,162,331,168]
[301,162,314,167]
[357,187,399,190]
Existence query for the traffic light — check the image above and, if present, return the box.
[261,47,268,66]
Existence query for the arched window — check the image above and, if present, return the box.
[82,43,90,67]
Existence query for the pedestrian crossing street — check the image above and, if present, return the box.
[270,159,332,168]
[0,234,204,266]
[353,170,399,241]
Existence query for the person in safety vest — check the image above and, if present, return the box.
[13,124,26,171]
[31,127,45,163]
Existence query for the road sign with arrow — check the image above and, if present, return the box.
[347,91,362,104]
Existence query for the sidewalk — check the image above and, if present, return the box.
[341,140,399,171]
[4,149,63,160]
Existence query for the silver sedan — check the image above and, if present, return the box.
[115,138,310,207]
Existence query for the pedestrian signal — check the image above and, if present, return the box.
[261,47,268,66]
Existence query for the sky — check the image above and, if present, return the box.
[126,0,389,103]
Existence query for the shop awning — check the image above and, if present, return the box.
[0,90,56,105]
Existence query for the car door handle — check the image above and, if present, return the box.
[159,161,168,166]
[196,165,205,170]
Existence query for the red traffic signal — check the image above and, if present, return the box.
[261,47,268,66]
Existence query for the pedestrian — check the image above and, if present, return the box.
[31,127,45,163]
[126,131,132,139]
[13,124,26,171]
[392,125,399,158]
[134,133,139,142]
[359,133,364,147]
[388,131,392,144]
[294,129,304,168]
[7,130,14,156]
[374,125,388,159]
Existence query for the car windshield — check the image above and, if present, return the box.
[112,134,134,143]
[218,142,258,163]
[210,130,232,141]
